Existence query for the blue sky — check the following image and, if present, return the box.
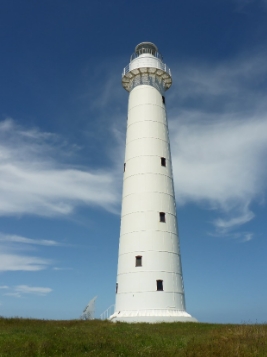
[0,0,267,323]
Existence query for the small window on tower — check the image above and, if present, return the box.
[161,157,166,167]
[124,163,126,172]
[157,280,163,291]
[116,283,118,294]
[135,256,142,267]
[162,96,165,104]
[159,212,166,222]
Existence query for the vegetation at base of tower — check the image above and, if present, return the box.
[0,317,266,356]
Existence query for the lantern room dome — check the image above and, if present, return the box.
[130,42,163,62]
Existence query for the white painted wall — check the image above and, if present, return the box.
[110,45,197,323]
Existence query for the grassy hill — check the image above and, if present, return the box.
[0,317,266,356]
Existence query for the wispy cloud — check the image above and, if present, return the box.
[0,253,50,272]
[169,52,267,233]
[0,233,58,246]
[15,285,52,295]
[242,233,254,242]
[213,208,255,230]
[4,292,21,298]
[209,230,255,243]
[0,119,120,218]
[170,115,267,216]
[0,232,56,272]
[2,285,52,298]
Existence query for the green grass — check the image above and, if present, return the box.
[0,317,266,356]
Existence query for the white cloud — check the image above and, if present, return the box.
[208,229,254,243]
[2,285,52,298]
[0,232,57,272]
[213,208,255,230]
[0,286,8,289]
[242,233,254,242]
[4,292,21,298]
[0,119,120,217]
[169,52,267,114]
[171,115,267,209]
[15,285,52,295]
[0,233,58,246]
[169,52,267,232]
[0,254,50,272]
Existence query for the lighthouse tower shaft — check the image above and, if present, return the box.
[110,43,196,323]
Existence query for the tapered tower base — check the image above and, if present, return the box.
[110,310,197,323]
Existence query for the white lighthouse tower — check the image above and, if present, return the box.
[110,42,197,323]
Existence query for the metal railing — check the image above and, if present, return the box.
[100,304,115,320]
[130,49,163,62]
[122,62,171,77]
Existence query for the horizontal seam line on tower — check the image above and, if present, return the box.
[113,308,186,313]
[120,229,180,236]
[129,103,165,110]
[117,290,186,294]
[126,137,169,145]
[125,154,171,161]
[127,120,168,129]
[123,172,173,180]
[122,191,175,200]
[118,250,180,256]
[117,267,182,276]
[123,170,172,178]
[121,212,177,219]
[120,232,179,237]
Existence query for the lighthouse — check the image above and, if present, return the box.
[110,42,197,323]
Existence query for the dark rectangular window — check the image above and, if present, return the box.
[135,256,142,267]
[157,280,163,291]
[161,157,166,167]
[162,96,165,104]
[116,283,118,294]
[124,163,126,172]
[159,212,166,222]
